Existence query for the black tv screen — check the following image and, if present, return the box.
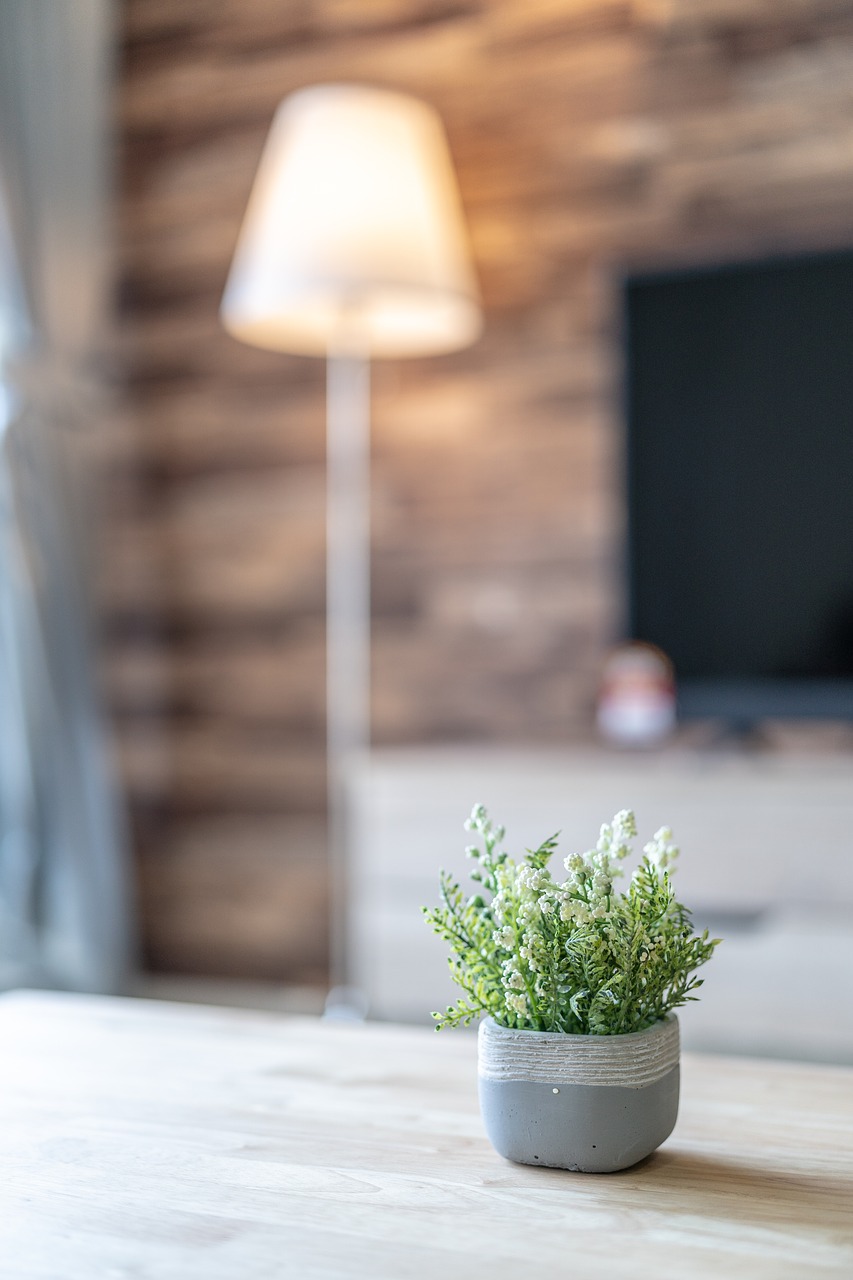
[624,249,853,721]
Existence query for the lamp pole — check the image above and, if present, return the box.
[325,348,370,996]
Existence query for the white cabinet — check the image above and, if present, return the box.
[345,747,853,1060]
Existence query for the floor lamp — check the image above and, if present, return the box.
[221,84,481,1001]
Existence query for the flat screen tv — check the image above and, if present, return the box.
[624,248,853,723]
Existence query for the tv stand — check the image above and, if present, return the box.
[344,743,853,1062]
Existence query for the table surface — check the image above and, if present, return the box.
[1,992,852,1280]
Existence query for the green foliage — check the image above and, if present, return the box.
[423,805,720,1035]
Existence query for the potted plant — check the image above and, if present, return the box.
[424,805,720,1172]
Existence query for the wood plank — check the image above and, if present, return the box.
[137,817,328,979]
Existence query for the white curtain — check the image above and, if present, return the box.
[0,0,135,992]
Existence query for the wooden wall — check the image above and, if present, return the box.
[107,0,853,981]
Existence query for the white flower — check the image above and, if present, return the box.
[506,992,528,1015]
[516,866,547,894]
[613,809,637,840]
[572,902,592,926]
[464,803,487,832]
[644,827,680,869]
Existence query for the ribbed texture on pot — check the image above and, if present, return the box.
[478,1015,679,1087]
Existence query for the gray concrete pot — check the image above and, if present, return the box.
[478,1015,679,1173]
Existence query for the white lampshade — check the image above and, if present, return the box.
[221,84,481,358]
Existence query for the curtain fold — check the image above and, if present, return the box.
[0,0,135,992]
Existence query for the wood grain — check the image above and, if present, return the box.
[1,992,852,1278]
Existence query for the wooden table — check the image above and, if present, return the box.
[1,992,851,1279]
